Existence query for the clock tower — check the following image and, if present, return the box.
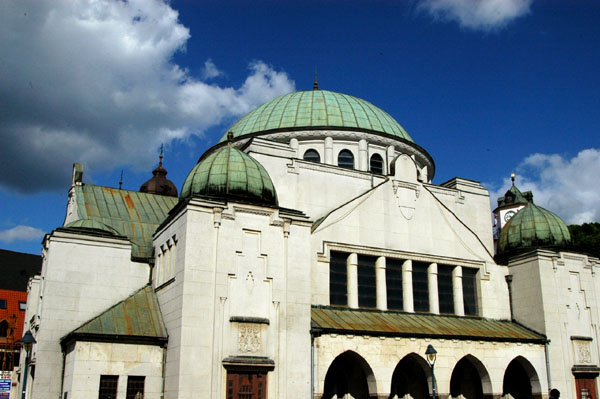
[492,174,533,244]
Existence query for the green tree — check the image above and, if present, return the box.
[568,223,600,258]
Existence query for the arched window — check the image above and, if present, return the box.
[370,154,384,174]
[338,150,354,169]
[303,149,320,163]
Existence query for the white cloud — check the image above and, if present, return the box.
[0,225,45,243]
[418,0,533,31]
[202,59,222,80]
[0,0,295,193]
[488,149,600,225]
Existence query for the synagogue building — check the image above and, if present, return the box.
[17,83,600,399]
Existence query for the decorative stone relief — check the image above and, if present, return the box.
[238,323,261,353]
[573,339,593,364]
[393,181,420,220]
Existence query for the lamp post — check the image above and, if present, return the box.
[20,330,36,399]
[425,344,437,399]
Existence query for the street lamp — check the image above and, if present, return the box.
[425,344,437,399]
[20,330,36,399]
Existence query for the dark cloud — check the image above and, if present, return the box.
[0,0,295,194]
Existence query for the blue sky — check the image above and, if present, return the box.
[1,0,599,255]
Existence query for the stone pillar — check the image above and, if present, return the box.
[402,260,414,313]
[428,263,439,314]
[324,137,334,165]
[358,139,368,171]
[376,256,387,310]
[289,138,299,158]
[387,146,396,174]
[453,266,465,316]
[347,253,358,308]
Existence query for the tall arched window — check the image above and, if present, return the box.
[370,154,384,174]
[338,149,354,169]
[303,149,320,163]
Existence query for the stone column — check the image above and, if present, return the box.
[428,263,439,314]
[376,256,387,310]
[358,139,368,171]
[324,137,334,165]
[453,266,465,316]
[347,253,358,308]
[289,138,299,158]
[387,146,396,174]
[402,259,414,313]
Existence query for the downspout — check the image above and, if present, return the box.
[310,333,314,399]
[545,341,552,394]
[505,275,514,320]
[161,345,167,399]
[59,348,66,399]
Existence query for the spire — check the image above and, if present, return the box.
[159,144,164,168]
[119,170,123,190]
[511,172,515,186]
[313,69,319,90]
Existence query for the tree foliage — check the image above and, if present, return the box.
[568,223,600,258]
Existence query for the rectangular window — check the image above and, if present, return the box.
[329,251,347,306]
[357,255,377,308]
[98,375,118,399]
[126,376,145,399]
[386,258,403,311]
[438,265,454,314]
[19,302,27,311]
[463,268,479,316]
[0,299,6,309]
[412,262,429,312]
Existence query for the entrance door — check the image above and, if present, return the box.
[575,375,598,399]
[226,371,267,399]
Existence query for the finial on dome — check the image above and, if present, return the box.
[511,173,515,186]
[119,170,123,190]
[313,69,319,90]
[159,144,164,167]
[227,131,234,141]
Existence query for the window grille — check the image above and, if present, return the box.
[98,375,118,399]
[126,376,145,399]
[438,265,454,314]
[386,258,404,311]
[412,262,429,312]
[337,150,354,169]
[370,153,384,174]
[357,255,377,308]
[303,149,321,163]
[330,251,348,306]
[463,268,479,315]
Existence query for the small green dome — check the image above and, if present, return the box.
[219,90,414,143]
[64,219,121,235]
[498,202,571,254]
[181,145,278,206]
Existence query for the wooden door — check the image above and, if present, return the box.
[575,375,598,399]
[226,371,267,399]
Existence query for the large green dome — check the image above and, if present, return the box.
[219,90,414,143]
[181,144,278,206]
[498,202,571,254]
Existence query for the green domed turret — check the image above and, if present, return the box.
[181,143,278,206]
[498,201,571,254]
[219,90,414,143]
